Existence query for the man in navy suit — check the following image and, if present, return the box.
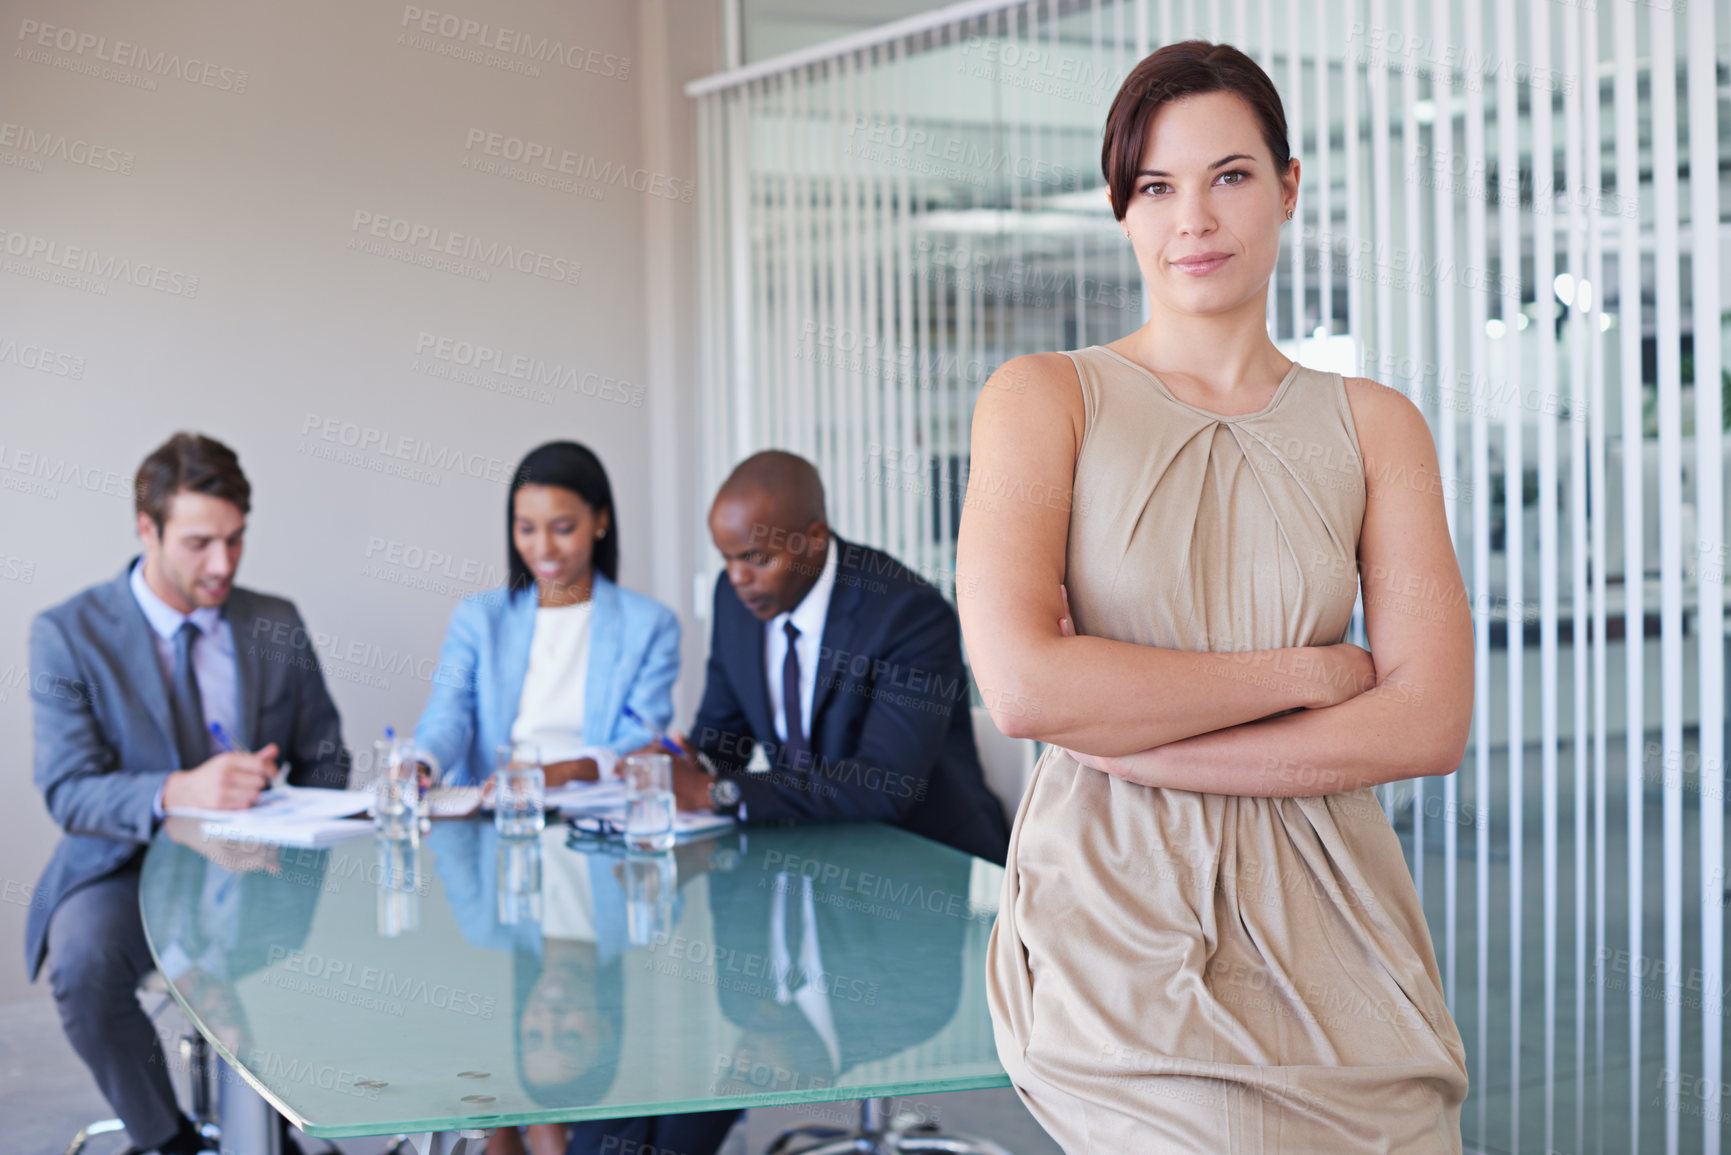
[664,451,1008,866]
[26,433,348,1155]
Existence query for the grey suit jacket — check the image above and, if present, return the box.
[25,559,349,980]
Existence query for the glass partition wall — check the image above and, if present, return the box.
[690,1,1729,1150]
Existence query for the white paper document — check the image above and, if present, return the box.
[167,785,372,824]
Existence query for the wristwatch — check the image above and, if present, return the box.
[708,774,742,813]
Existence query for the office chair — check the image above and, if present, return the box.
[64,971,218,1155]
[767,1097,1013,1154]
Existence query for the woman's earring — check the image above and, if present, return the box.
[1285,207,1295,220]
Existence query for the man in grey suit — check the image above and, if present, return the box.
[26,432,349,1155]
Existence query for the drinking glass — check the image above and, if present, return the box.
[623,753,675,852]
[408,748,441,833]
[372,737,419,838]
[494,743,545,836]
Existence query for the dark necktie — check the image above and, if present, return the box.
[171,621,209,769]
[781,620,808,772]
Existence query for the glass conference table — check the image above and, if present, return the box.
[139,816,1012,1152]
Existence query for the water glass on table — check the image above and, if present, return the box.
[494,743,545,836]
[372,736,420,838]
[623,753,676,851]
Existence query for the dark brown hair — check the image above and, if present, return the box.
[135,432,251,532]
[1102,40,1291,222]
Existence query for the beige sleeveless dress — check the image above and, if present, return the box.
[986,346,1468,1153]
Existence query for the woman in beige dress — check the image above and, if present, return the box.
[957,40,1472,1153]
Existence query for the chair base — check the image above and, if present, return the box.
[401,1130,493,1155]
[767,1098,1012,1155]
[61,1117,220,1155]
[64,985,220,1155]
[62,1118,126,1155]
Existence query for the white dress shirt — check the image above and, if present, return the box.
[130,559,240,767]
[763,542,839,744]
[132,560,242,822]
[770,870,842,1073]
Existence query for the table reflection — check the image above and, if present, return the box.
[376,833,422,937]
[705,826,974,1100]
[141,818,1001,1135]
[145,819,332,1060]
[425,821,647,1109]
[496,834,541,927]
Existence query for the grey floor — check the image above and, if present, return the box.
[7,727,1727,1155]
[1393,727,1731,1155]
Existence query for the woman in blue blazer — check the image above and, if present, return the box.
[415,441,680,789]
[417,443,735,1155]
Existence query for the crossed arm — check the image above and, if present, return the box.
[956,355,1472,797]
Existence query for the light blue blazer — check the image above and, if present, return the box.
[413,574,680,785]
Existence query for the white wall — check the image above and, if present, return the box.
[0,0,719,1006]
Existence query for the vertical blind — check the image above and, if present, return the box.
[689,1,1728,1151]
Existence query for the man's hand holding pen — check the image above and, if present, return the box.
[161,743,280,811]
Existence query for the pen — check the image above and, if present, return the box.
[209,720,243,754]
[211,721,288,793]
[621,703,683,757]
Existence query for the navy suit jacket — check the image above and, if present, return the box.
[25,560,348,979]
[692,538,1008,864]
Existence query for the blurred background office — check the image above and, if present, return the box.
[3,0,1728,1152]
